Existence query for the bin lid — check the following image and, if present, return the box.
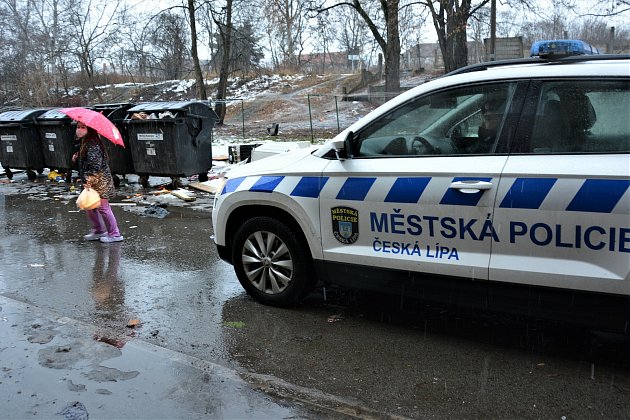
[0,109,48,123]
[37,108,72,121]
[91,103,135,111]
[91,103,136,120]
[127,101,205,113]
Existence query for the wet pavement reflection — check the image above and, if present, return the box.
[2,177,630,419]
[0,191,241,367]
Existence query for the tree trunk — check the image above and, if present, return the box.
[384,0,401,94]
[343,0,400,94]
[215,0,233,124]
[428,0,474,73]
[188,0,207,100]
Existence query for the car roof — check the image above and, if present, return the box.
[336,55,630,140]
[444,54,629,75]
[415,56,630,97]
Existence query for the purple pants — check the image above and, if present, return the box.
[86,199,121,237]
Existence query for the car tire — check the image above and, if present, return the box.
[231,216,315,307]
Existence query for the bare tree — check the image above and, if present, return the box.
[264,0,308,70]
[314,0,402,93]
[147,12,190,80]
[198,0,234,123]
[422,0,493,72]
[187,0,207,99]
[66,0,124,102]
[328,3,371,72]
[31,0,72,99]
[0,0,79,105]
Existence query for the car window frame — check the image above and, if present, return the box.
[509,77,630,155]
[348,80,529,159]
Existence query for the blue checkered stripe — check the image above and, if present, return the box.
[222,176,630,214]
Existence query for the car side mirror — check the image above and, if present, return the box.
[332,139,346,161]
[345,131,354,159]
[333,131,353,161]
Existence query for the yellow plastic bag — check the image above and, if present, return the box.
[76,187,101,210]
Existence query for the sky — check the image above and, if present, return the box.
[121,0,629,54]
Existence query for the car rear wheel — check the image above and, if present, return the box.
[231,216,315,306]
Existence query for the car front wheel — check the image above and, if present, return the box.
[231,216,315,306]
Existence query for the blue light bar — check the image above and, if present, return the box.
[530,40,600,58]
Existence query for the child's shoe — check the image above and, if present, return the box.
[84,231,106,241]
[100,235,124,243]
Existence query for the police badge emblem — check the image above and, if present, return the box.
[331,206,359,244]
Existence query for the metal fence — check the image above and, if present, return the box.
[211,92,400,144]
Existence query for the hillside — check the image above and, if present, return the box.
[89,72,429,143]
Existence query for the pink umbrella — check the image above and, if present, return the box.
[59,107,125,148]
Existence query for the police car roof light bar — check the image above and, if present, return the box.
[530,39,600,59]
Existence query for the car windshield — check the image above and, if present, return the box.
[354,83,517,157]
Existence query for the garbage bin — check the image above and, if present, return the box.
[36,108,77,182]
[0,109,48,180]
[123,101,218,188]
[90,103,135,187]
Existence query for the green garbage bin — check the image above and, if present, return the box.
[123,101,218,187]
[90,103,135,187]
[36,109,76,182]
[0,109,48,180]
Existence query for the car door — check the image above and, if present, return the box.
[491,78,630,295]
[319,81,526,281]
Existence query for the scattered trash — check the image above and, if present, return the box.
[152,189,171,196]
[66,380,86,392]
[28,263,45,268]
[126,319,141,328]
[171,188,196,201]
[224,321,246,329]
[189,179,224,194]
[123,203,169,219]
[94,334,126,348]
[58,401,89,420]
[129,225,138,229]
[143,204,169,218]
[150,329,159,337]
[327,314,344,323]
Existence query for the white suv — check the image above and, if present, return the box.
[212,41,630,331]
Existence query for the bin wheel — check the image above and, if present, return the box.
[139,175,149,188]
[113,174,120,188]
[171,177,181,189]
[4,168,13,180]
[198,172,208,182]
[27,170,37,181]
[37,168,44,174]
[65,171,73,183]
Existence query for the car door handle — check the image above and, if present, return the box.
[449,180,493,194]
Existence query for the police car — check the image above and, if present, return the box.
[212,41,630,331]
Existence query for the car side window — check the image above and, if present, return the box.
[529,80,630,153]
[353,82,517,158]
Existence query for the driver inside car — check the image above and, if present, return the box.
[474,97,506,153]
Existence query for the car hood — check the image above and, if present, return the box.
[224,145,321,178]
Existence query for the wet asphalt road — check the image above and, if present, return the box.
[1,173,630,419]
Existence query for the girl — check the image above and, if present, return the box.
[74,122,123,243]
